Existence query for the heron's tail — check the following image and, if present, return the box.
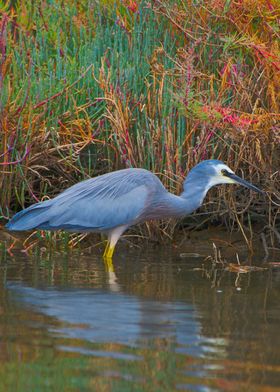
[6,201,53,231]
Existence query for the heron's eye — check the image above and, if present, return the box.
[221,169,228,176]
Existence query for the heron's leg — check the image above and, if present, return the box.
[103,225,128,260]
[106,243,116,259]
[104,235,117,259]
[103,245,114,277]
[103,252,121,293]
[103,240,110,258]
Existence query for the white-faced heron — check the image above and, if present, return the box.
[6,160,264,259]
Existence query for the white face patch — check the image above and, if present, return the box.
[207,163,236,188]
[214,163,234,175]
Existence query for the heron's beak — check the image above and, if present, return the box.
[224,172,265,195]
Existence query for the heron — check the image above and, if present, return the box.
[6,160,263,259]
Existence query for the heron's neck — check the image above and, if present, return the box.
[147,179,211,220]
[179,180,210,214]
[157,184,208,219]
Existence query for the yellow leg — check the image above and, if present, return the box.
[103,255,114,273]
[103,240,110,258]
[103,252,120,292]
[103,244,115,260]
[106,245,115,259]
[103,244,115,273]
[102,225,127,260]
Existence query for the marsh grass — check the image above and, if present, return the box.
[0,0,279,250]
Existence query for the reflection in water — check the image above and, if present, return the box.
[0,243,279,391]
[8,283,212,358]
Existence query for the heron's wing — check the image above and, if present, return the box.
[7,169,164,231]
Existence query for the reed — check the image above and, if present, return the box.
[0,0,279,248]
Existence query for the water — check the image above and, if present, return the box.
[0,233,280,391]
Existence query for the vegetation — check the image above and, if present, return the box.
[0,0,279,247]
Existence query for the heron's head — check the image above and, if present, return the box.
[185,160,264,194]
